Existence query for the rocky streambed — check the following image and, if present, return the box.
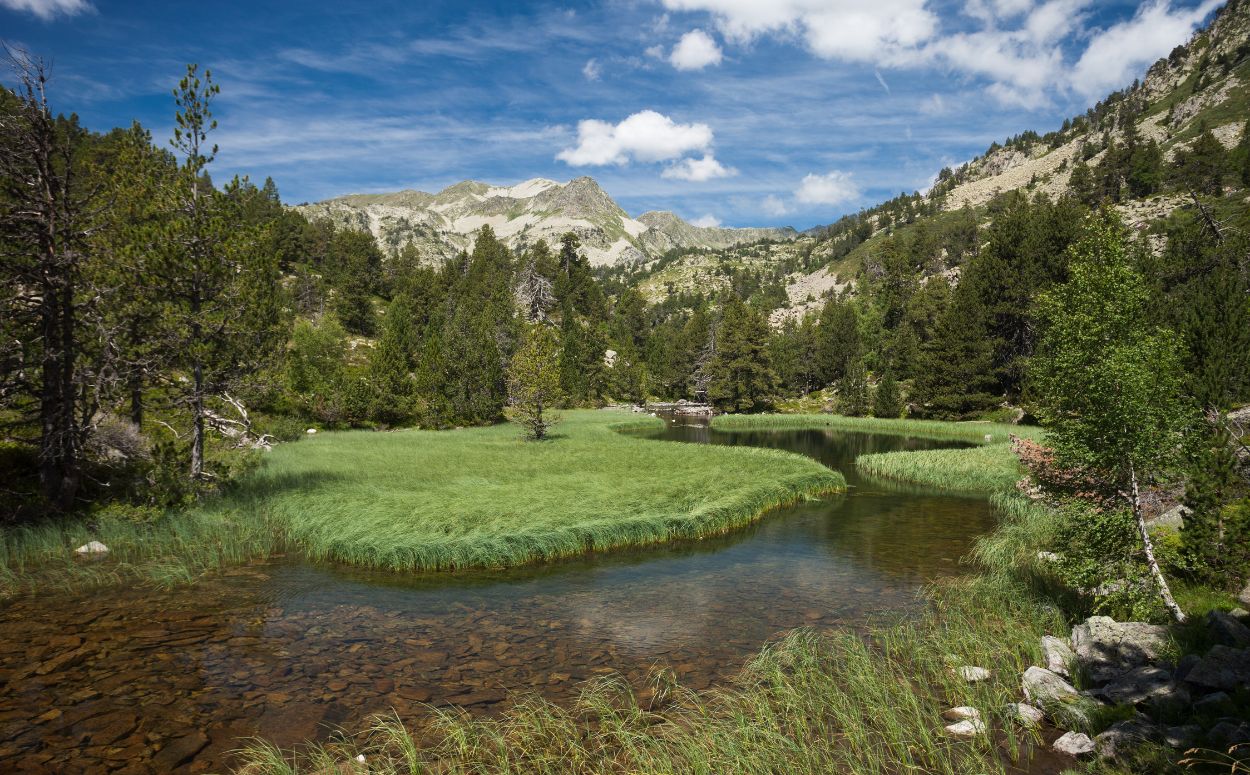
[0,426,998,773]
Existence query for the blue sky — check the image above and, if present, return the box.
[0,0,1225,229]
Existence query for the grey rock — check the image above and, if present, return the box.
[1239,582,1250,608]
[1099,665,1173,705]
[1023,666,1079,705]
[1186,645,1250,691]
[941,706,981,721]
[1207,720,1250,748]
[1042,635,1075,677]
[1094,715,1163,760]
[1193,691,1232,714]
[956,666,991,682]
[944,718,986,738]
[1070,616,1171,682]
[1053,731,1096,757]
[1176,653,1201,682]
[1164,724,1201,749]
[1231,608,1250,623]
[1208,610,1250,648]
[74,540,108,555]
[1005,702,1045,728]
[1146,504,1187,532]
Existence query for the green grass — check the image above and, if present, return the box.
[0,411,844,592]
[857,443,1025,493]
[712,413,1042,493]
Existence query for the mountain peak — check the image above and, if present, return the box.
[296,176,795,267]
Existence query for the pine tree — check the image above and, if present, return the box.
[508,324,563,440]
[1182,427,1250,587]
[837,357,870,417]
[1175,127,1228,196]
[913,283,997,418]
[873,369,903,418]
[815,298,861,385]
[705,296,776,413]
[367,297,419,425]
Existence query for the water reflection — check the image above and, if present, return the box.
[0,419,997,773]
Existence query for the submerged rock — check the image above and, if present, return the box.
[1070,616,1170,682]
[74,541,109,555]
[1053,731,1095,757]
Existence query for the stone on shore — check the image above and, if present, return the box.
[1207,610,1250,648]
[956,666,991,682]
[941,706,981,721]
[945,718,986,738]
[1185,645,1250,692]
[1005,702,1045,727]
[1053,731,1095,757]
[74,541,109,555]
[1070,616,1170,682]
[1041,635,1075,677]
[1095,716,1163,760]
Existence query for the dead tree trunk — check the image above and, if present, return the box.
[1129,463,1187,623]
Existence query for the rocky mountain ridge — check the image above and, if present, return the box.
[296,176,796,267]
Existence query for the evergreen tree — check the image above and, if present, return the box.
[367,296,419,425]
[1182,427,1250,588]
[873,369,903,418]
[815,298,861,385]
[705,296,776,413]
[508,324,563,440]
[1126,139,1163,198]
[913,283,997,418]
[1175,127,1227,196]
[837,357,870,417]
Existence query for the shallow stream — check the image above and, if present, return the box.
[0,417,997,773]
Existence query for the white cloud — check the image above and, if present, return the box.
[556,110,714,166]
[761,194,789,216]
[795,170,860,206]
[1070,0,1222,100]
[645,44,666,59]
[0,0,91,19]
[670,28,724,70]
[582,58,602,81]
[661,153,737,181]
[691,214,723,227]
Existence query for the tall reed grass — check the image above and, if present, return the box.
[711,413,1045,445]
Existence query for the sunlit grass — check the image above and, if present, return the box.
[0,411,844,591]
[857,443,1025,493]
[712,412,1045,445]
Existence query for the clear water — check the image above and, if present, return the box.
[0,418,998,773]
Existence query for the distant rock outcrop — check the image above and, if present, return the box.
[296,177,795,267]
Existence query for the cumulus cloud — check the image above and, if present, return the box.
[670,28,724,70]
[659,0,1218,107]
[1070,0,1223,100]
[557,110,715,167]
[582,58,602,81]
[761,194,789,216]
[0,0,91,19]
[795,170,860,206]
[661,153,737,181]
[690,214,723,227]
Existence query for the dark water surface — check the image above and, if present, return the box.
[0,418,998,773]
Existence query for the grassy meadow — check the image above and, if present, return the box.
[0,411,844,591]
[712,412,1044,493]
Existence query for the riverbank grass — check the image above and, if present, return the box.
[712,413,1043,493]
[0,411,844,591]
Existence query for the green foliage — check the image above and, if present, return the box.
[837,357,870,417]
[508,324,564,440]
[705,296,777,413]
[913,281,998,419]
[1174,127,1229,195]
[1031,210,1194,486]
[858,443,1023,493]
[873,369,903,418]
[1182,428,1250,588]
[815,297,861,385]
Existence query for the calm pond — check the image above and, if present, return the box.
[0,418,997,773]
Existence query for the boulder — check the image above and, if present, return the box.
[1185,645,1250,692]
[1070,616,1170,682]
[1041,635,1075,677]
[1176,653,1200,682]
[74,541,108,555]
[1022,666,1079,705]
[1208,720,1250,749]
[1094,715,1163,760]
[1192,691,1232,714]
[1207,610,1250,648]
[945,718,986,738]
[1164,725,1201,749]
[1098,665,1174,705]
[956,666,991,683]
[1053,731,1095,757]
[1145,504,1187,532]
[1005,702,1045,728]
[941,706,981,721]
